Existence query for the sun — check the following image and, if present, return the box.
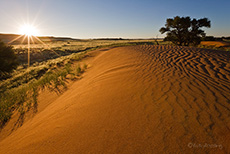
[19,24,38,36]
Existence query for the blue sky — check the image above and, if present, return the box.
[0,0,229,38]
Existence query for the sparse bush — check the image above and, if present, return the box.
[0,41,18,79]
[0,61,86,127]
[0,39,159,128]
[76,65,82,76]
[83,64,87,70]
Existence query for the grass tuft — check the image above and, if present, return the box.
[0,40,162,128]
[0,52,87,128]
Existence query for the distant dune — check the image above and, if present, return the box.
[0,33,75,44]
[201,41,230,48]
[0,33,153,44]
[0,45,230,153]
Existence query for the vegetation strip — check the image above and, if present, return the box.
[0,41,157,128]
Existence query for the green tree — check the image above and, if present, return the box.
[160,16,211,46]
[0,41,18,79]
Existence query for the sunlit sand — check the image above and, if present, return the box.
[0,45,229,153]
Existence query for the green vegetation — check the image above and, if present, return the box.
[160,16,211,46]
[0,39,161,128]
[12,39,157,66]
[0,41,18,80]
[1,37,227,128]
[0,51,87,127]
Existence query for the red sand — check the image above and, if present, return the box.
[0,45,230,153]
[201,41,230,48]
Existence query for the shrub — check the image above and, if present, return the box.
[0,41,18,79]
[160,16,211,46]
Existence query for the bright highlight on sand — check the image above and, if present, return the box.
[19,24,38,36]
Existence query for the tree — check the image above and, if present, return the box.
[160,16,211,46]
[0,41,18,79]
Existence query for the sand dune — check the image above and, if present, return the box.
[201,41,230,48]
[0,45,230,154]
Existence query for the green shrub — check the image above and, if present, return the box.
[0,41,18,79]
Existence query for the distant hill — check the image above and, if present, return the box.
[0,33,77,44]
[203,36,230,42]
[0,33,162,45]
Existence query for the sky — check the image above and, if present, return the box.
[0,0,229,39]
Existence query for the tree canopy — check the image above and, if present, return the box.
[0,41,18,79]
[160,16,211,46]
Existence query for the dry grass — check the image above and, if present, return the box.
[0,51,87,127]
[0,39,162,128]
[13,39,158,65]
[199,41,230,51]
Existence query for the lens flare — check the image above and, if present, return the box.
[19,24,38,36]
[8,23,58,68]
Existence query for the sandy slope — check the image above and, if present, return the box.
[0,45,230,154]
[201,41,230,48]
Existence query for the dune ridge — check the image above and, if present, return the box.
[0,45,230,154]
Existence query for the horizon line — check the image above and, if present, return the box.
[0,32,229,40]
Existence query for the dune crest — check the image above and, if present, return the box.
[0,45,230,154]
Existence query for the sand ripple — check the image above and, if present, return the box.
[0,45,229,154]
